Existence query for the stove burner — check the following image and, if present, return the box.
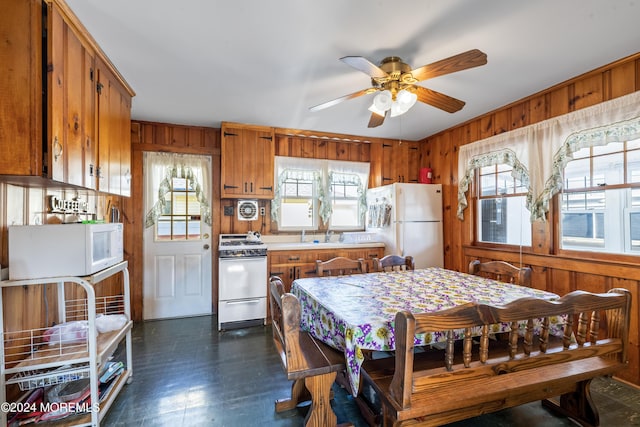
[220,240,264,246]
[219,234,267,258]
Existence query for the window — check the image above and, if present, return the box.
[476,163,531,246]
[272,157,369,231]
[279,170,318,230]
[156,177,202,241]
[328,172,364,229]
[560,138,640,254]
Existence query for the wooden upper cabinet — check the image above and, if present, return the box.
[381,140,410,184]
[221,122,275,199]
[0,0,43,177]
[0,0,133,195]
[96,59,132,196]
[47,2,96,189]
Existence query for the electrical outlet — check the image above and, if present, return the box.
[259,207,266,216]
[223,206,234,216]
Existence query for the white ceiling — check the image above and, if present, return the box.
[65,0,640,141]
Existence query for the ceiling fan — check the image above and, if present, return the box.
[309,49,487,128]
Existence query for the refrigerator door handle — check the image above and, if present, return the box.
[397,221,404,256]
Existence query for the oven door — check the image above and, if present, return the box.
[218,256,267,301]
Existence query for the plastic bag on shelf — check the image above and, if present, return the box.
[95,314,128,333]
[42,321,90,346]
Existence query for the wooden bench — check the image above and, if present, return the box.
[269,276,352,427]
[360,288,631,427]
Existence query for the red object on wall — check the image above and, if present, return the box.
[419,168,433,184]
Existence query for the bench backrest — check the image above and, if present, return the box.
[389,288,631,408]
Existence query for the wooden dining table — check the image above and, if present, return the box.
[291,267,564,395]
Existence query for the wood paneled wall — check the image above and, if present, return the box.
[421,51,640,385]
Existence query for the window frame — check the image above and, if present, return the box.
[272,157,369,232]
[556,139,640,258]
[472,163,533,249]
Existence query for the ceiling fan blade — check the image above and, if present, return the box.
[340,56,388,78]
[368,111,386,128]
[415,86,465,113]
[309,89,371,112]
[411,49,487,82]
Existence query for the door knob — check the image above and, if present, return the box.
[203,244,210,250]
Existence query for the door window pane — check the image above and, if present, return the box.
[156,177,203,241]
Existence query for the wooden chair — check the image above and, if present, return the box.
[468,259,532,287]
[316,257,366,276]
[269,276,352,427]
[372,255,415,272]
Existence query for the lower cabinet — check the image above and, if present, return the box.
[267,246,384,321]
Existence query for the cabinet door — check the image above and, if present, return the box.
[47,4,96,188]
[0,0,43,176]
[246,128,274,198]
[221,124,244,197]
[96,60,132,195]
[406,142,421,184]
[221,123,274,199]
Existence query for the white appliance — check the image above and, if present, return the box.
[8,222,124,280]
[366,183,443,269]
[218,233,267,330]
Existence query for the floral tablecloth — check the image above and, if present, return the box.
[291,267,563,395]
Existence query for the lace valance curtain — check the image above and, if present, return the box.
[327,160,370,224]
[457,90,640,221]
[271,157,326,224]
[144,152,212,228]
[271,156,370,226]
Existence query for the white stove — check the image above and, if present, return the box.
[217,234,267,330]
[218,234,268,258]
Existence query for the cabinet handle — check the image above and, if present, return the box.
[259,186,273,191]
[223,184,239,189]
[96,166,102,179]
[89,164,94,177]
[244,182,247,192]
[250,182,253,192]
[53,136,62,162]
[289,268,294,280]
[270,271,285,276]
[382,177,392,182]
[124,169,131,184]
[288,256,300,261]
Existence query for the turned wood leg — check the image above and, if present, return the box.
[275,378,310,412]
[304,372,338,427]
[542,379,599,427]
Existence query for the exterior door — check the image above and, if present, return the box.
[143,155,212,319]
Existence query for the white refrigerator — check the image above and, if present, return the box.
[366,183,443,269]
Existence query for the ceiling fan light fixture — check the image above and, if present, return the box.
[372,90,393,112]
[390,89,418,117]
[397,89,417,108]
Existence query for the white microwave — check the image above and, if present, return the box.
[8,223,124,280]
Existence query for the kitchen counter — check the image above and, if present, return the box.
[266,241,384,251]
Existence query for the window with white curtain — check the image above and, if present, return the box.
[476,163,531,246]
[560,138,640,254]
[143,152,212,240]
[271,156,369,231]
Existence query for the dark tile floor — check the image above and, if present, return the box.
[103,315,640,426]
